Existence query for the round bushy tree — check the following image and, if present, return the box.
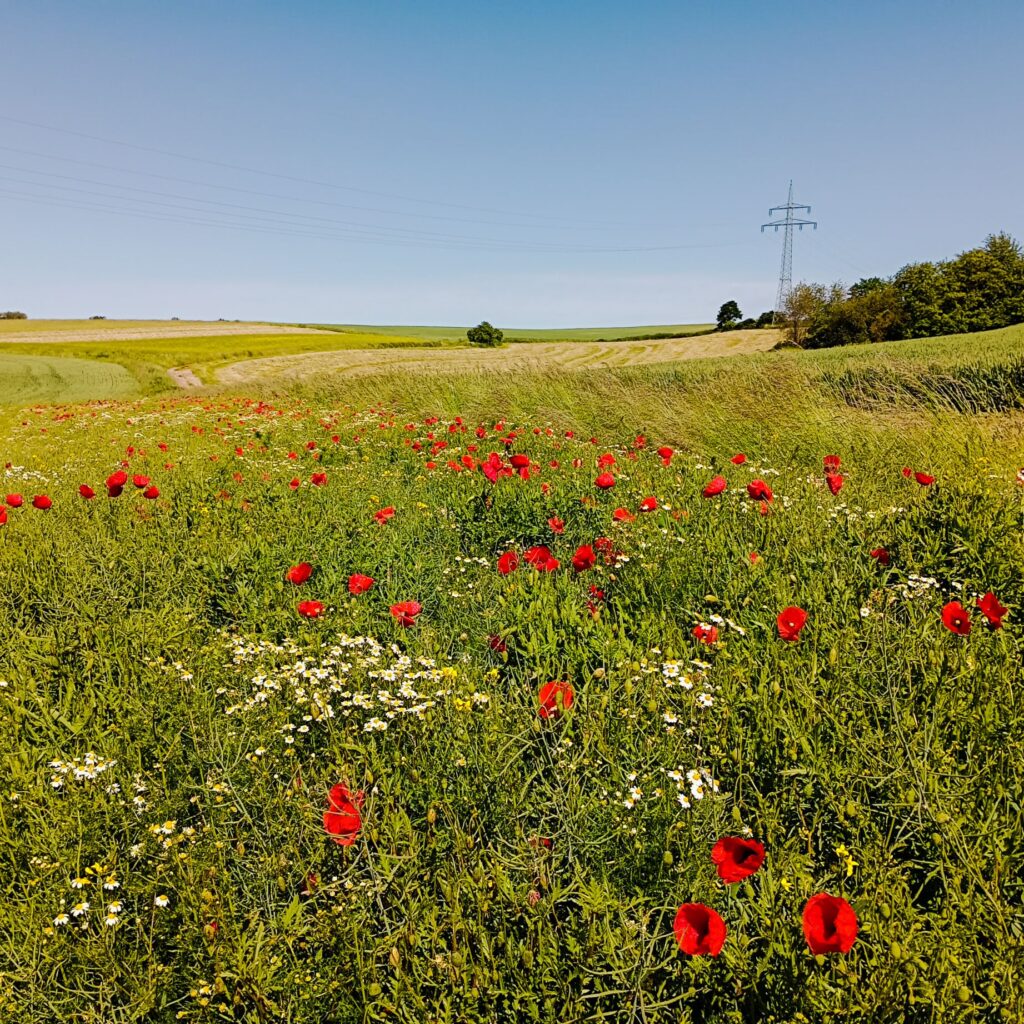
[467,321,504,346]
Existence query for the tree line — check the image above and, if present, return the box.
[782,232,1024,348]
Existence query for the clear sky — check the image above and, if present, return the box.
[1,0,1021,326]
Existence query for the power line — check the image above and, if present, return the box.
[0,186,751,255]
[761,180,816,315]
[0,142,615,232]
[0,113,619,226]
[0,164,599,248]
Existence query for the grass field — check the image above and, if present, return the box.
[0,320,330,341]
[0,354,140,404]
[0,321,714,402]
[0,328,444,401]
[1,322,1023,1022]
[305,323,715,342]
[217,329,781,386]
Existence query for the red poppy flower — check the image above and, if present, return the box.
[143,485,160,500]
[824,472,844,496]
[656,446,674,466]
[711,836,766,883]
[749,551,760,564]
[0,506,6,526]
[106,472,127,491]
[595,472,616,490]
[297,600,324,618]
[132,474,150,488]
[390,600,422,627]
[5,493,23,508]
[802,893,858,954]
[976,592,1007,629]
[79,485,95,499]
[510,454,530,469]
[348,573,374,595]
[310,472,328,487]
[777,606,808,642]
[703,475,727,498]
[374,506,395,524]
[612,507,635,522]
[747,479,773,502]
[597,453,616,469]
[692,623,719,646]
[548,516,565,534]
[497,551,520,575]
[537,681,574,719]
[32,495,52,510]
[869,547,891,566]
[914,472,935,486]
[487,634,507,653]
[286,563,313,585]
[730,453,747,465]
[639,496,657,512]
[902,466,913,478]
[673,903,726,956]
[572,545,597,572]
[941,601,971,635]
[323,783,363,846]
[524,545,559,571]
[289,477,301,490]
[823,454,841,472]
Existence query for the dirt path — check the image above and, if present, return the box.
[217,330,781,385]
[167,367,204,389]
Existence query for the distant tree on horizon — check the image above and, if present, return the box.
[716,300,742,330]
[467,321,504,347]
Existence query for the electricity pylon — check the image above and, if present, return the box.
[761,181,817,316]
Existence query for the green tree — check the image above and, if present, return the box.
[781,283,839,348]
[849,277,889,298]
[808,282,904,348]
[466,321,504,347]
[716,300,742,330]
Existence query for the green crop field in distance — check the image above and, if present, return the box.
[0,354,141,405]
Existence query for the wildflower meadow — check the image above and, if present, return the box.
[1,346,1022,1023]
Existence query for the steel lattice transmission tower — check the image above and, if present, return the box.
[761,181,817,316]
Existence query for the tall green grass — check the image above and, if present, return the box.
[0,325,1022,1022]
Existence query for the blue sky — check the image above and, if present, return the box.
[1,0,1021,326]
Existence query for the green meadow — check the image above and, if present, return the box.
[0,321,1022,1022]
